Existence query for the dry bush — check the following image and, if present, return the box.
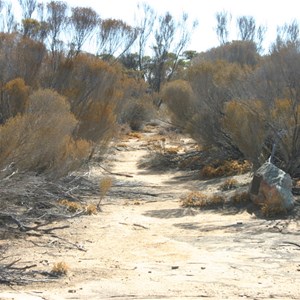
[230,191,250,205]
[162,80,196,129]
[181,191,207,208]
[44,54,123,155]
[220,178,239,191]
[120,97,154,131]
[269,98,300,175]
[127,132,143,139]
[181,191,225,209]
[85,204,98,215]
[0,33,46,88]
[200,160,251,179]
[260,202,287,218]
[0,89,91,178]
[1,78,29,121]
[97,176,113,211]
[58,199,82,212]
[196,40,260,66]
[223,99,268,169]
[51,262,69,276]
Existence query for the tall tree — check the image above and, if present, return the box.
[135,2,156,78]
[46,1,68,54]
[18,0,37,19]
[97,18,138,60]
[237,16,256,41]
[151,11,198,93]
[69,6,98,56]
[4,2,17,33]
[272,20,300,52]
[0,1,3,32]
[46,1,68,71]
[237,15,266,53]
[215,10,231,45]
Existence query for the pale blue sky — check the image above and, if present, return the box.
[10,0,300,53]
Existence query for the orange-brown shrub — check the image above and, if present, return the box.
[201,160,251,179]
[1,78,29,120]
[220,178,239,191]
[0,89,91,178]
[223,100,267,169]
[162,80,196,129]
[181,191,225,209]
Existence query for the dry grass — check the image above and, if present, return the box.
[181,191,225,209]
[230,191,251,205]
[85,204,98,215]
[220,178,239,191]
[51,262,69,276]
[97,176,113,211]
[260,202,287,218]
[58,199,82,212]
[201,160,252,179]
[127,132,143,139]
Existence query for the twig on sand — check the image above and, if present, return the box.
[281,241,300,248]
[98,165,133,178]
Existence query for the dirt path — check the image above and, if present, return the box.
[1,131,300,299]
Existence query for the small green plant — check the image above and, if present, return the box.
[51,261,69,276]
[220,178,239,191]
[97,176,113,211]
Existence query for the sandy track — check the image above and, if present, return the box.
[1,132,300,300]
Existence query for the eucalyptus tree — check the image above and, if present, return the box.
[215,10,231,45]
[97,18,138,60]
[150,11,198,93]
[68,6,99,56]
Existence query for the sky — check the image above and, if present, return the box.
[10,0,300,53]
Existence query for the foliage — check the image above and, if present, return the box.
[181,191,225,209]
[162,79,196,129]
[220,178,239,191]
[120,97,154,131]
[97,176,113,211]
[223,99,268,169]
[196,40,260,66]
[230,191,250,205]
[260,202,287,218]
[58,199,82,212]
[200,160,251,179]
[0,89,91,178]
[51,262,69,276]
[1,78,29,122]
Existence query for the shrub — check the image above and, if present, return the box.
[120,97,154,131]
[58,199,82,212]
[200,160,251,179]
[223,100,268,169]
[0,89,91,178]
[260,202,287,218]
[51,262,69,276]
[162,80,196,129]
[97,176,113,211]
[181,191,225,209]
[1,78,29,121]
[220,178,239,191]
[230,191,250,205]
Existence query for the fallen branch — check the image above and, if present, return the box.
[98,165,133,178]
[281,241,300,248]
